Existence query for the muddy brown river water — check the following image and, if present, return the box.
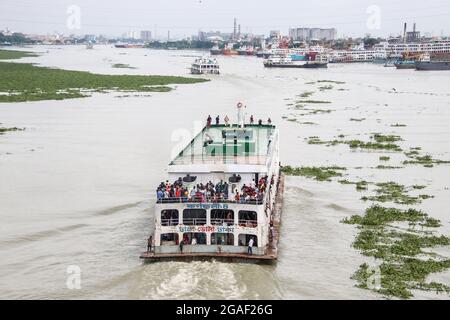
[0,45,449,299]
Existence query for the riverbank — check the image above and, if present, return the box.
[0,49,207,102]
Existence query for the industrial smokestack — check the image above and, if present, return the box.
[233,18,237,39]
[413,22,416,33]
[403,22,407,43]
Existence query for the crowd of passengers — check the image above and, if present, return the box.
[156,176,272,203]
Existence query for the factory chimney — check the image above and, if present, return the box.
[403,22,407,43]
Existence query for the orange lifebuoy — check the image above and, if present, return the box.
[237,102,243,108]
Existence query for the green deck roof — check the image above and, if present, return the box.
[170,124,276,165]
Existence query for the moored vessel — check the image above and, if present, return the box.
[190,56,220,74]
[263,54,328,68]
[415,60,450,71]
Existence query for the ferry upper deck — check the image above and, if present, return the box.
[169,123,278,174]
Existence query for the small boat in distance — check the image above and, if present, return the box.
[114,42,145,48]
[190,56,220,74]
[210,45,222,55]
[86,42,94,49]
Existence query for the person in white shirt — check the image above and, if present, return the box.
[248,237,254,255]
[191,237,197,245]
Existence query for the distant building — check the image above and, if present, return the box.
[123,31,141,40]
[269,30,281,40]
[289,28,337,41]
[140,30,152,41]
[197,31,231,42]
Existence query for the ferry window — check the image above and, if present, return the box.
[160,233,179,245]
[183,209,206,225]
[238,210,258,227]
[182,232,207,245]
[211,209,234,225]
[238,234,257,247]
[161,209,179,226]
[211,233,234,245]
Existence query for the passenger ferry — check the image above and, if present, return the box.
[141,106,283,262]
[190,56,220,75]
[264,54,328,68]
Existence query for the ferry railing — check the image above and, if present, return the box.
[237,220,258,228]
[156,196,264,205]
[182,218,207,226]
[161,218,179,226]
[210,218,235,226]
[170,155,268,166]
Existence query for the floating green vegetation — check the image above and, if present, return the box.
[361,182,433,205]
[0,61,208,102]
[372,133,403,143]
[0,127,25,135]
[317,80,345,84]
[305,81,316,85]
[379,156,390,161]
[306,136,402,151]
[348,140,402,152]
[391,123,407,127]
[350,118,366,122]
[298,91,314,98]
[0,49,38,60]
[300,108,333,116]
[339,179,370,191]
[375,165,403,169]
[296,100,332,104]
[299,121,317,125]
[318,85,333,91]
[403,154,450,168]
[112,63,136,69]
[342,205,450,299]
[282,165,346,182]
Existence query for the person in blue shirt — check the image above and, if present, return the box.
[156,188,164,201]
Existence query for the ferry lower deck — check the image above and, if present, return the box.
[140,173,284,263]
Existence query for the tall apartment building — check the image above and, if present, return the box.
[140,30,152,41]
[289,27,337,41]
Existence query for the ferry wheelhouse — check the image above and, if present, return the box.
[142,112,282,262]
[190,57,220,75]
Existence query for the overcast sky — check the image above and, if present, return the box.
[1,0,449,38]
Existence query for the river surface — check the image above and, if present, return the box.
[0,45,449,299]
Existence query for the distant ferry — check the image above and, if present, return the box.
[374,40,450,56]
[415,60,450,71]
[210,45,222,55]
[237,46,255,56]
[264,54,328,68]
[114,43,144,48]
[140,107,283,262]
[190,56,220,74]
[394,60,415,69]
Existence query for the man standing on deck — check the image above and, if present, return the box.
[147,236,153,252]
[179,239,184,254]
[248,237,254,255]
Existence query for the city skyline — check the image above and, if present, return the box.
[1,0,450,39]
